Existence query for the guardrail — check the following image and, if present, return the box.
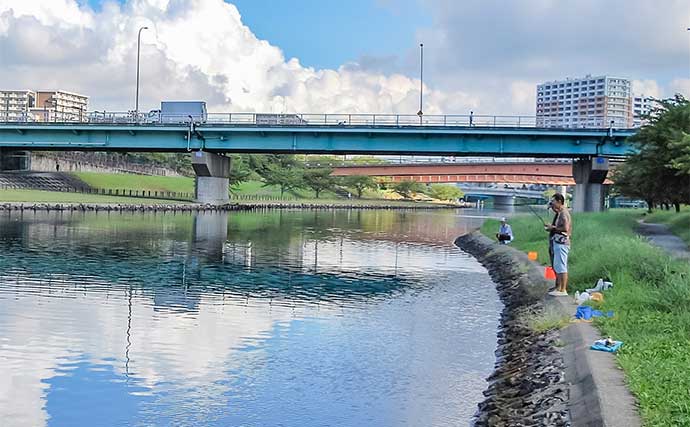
[0,111,636,129]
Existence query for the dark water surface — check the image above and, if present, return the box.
[0,209,502,427]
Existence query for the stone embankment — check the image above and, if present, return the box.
[0,202,458,212]
[455,232,570,427]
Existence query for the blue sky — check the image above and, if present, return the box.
[85,0,431,71]
[232,0,430,70]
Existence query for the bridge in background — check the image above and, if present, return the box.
[459,186,546,205]
[0,112,636,211]
[332,162,577,185]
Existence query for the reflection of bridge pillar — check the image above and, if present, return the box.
[192,211,228,261]
[572,157,609,212]
[493,195,516,206]
[192,152,230,204]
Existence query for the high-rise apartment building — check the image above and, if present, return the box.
[632,95,656,127]
[35,90,89,121]
[0,89,89,122]
[536,75,633,128]
[0,90,36,121]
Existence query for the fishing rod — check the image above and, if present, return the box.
[506,186,550,226]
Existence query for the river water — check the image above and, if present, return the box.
[0,209,503,427]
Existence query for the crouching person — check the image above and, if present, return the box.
[496,217,514,244]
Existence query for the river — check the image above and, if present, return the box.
[0,209,503,427]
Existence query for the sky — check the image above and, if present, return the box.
[1,0,689,115]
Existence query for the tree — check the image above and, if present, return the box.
[342,175,378,198]
[614,95,690,212]
[430,184,464,201]
[303,168,336,198]
[393,180,424,199]
[251,154,305,197]
[227,154,254,191]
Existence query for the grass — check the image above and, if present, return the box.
[73,172,195,193]
[645,207,690,245]
[230,180,339,199]
[73,173,341,199]
[526,306,571,333]
[482,210,690,426]
[0,189,183,204]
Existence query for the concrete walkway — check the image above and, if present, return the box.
[636,220,690,260]
[550,296,641,427]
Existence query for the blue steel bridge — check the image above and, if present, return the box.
[0,112,637,211]
[0,112,635,156]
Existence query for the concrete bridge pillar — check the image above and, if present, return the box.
[572,157,609,212]
[192,151,230,204]
[493,195,516,206]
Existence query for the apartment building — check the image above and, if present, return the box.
[536,75,633,128]
[35,90,89,121]
[632,95,656,127]
[0,90,36,121]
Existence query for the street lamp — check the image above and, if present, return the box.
[418,43,424,125]
[135,26,149,119]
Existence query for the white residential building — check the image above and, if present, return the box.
[35,90,89,122]
[632,95,656,127]
[536,75,633,128]
[0,90,36,121]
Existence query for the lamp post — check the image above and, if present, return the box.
[135,26,149,120]
[418,43,424,125]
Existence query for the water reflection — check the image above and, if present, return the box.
[0,209,501,427]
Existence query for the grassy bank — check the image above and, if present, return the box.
[0,189,182,204]
[645,207,690,245]
[73,172,194,193]
[482,211,690,426]
[72,173,340,199]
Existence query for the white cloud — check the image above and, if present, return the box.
[632,80,662,98]
[669,78,690,98]
[0,0,688,117]
[0,0,477,114]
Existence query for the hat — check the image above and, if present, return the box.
[500,217,507,222]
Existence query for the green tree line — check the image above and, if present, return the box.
[613,95,690,212]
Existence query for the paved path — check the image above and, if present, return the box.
[636,220,690,260]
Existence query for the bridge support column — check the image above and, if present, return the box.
[572,157,609,212]
[192,152,230,204]
[493,195,516,206]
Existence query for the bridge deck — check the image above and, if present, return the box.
[0,119,635,157]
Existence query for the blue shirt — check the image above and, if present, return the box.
[499,223,513,238]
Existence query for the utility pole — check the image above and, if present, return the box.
[418,43,424,125]
[135,26,149,120]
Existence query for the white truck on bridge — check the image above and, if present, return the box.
[147,101,207,124]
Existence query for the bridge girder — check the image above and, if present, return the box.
[0,124,634,157]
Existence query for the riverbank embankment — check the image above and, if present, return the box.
[0,201,460,213]
[455,232,569,426]
[458,229,642,426]
[481,210,688,425]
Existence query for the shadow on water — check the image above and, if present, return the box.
[0,209,502,427]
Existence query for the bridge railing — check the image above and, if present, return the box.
[0,110,635,129]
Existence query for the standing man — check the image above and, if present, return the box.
[545,193,571,296]
[495,217,514,244]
